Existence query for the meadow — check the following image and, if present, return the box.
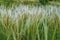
[0,1,60,40]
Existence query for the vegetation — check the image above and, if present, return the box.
[0,0,60,5]
[0,0,60,40]
[0,5,60,40]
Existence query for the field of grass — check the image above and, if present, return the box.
[0,3,60,40]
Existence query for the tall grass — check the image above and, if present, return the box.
[0,5,60,40]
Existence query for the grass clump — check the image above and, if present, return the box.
[0,5,60,40]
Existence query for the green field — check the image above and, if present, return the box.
[0,0,60,40]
